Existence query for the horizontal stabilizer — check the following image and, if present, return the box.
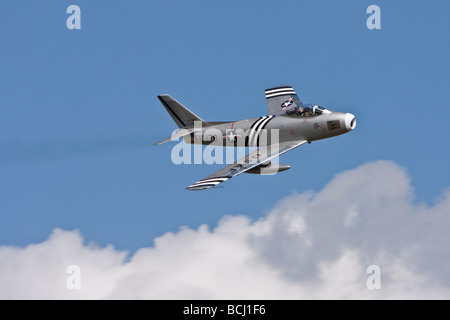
[153,128,195,145]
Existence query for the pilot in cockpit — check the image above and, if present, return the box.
[286,104,328,117]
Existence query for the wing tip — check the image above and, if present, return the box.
[185,176,230,191]
[185,185,214,191]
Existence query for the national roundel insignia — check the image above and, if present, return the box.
[281,97,293,110]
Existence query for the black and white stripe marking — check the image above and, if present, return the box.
[249,115,275,146]
[265,87,296,99]
[248,117,267,146]
[186,177,230,190]
[256,115,275,146]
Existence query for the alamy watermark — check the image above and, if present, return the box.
[170,121,280,166]
[366,5,381,30]
[66,5,81,30]
[366,265,381,289]
[66,265,81,290]
[65,5,380,31]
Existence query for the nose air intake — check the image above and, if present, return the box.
[345,113,356,131]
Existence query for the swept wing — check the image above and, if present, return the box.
[186,140,307,190]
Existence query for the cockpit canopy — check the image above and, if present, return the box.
[285,104,331,117]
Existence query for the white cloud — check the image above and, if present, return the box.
[1,160,449,299]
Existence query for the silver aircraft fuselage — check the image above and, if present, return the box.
[155,86,356,190]
[186,111,356,147]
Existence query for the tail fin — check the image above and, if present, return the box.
[158,95,204,128]
[265,86,303,116]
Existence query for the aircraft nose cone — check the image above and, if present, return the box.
[345,113,356,131]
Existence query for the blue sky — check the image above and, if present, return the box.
[1,0,449,254]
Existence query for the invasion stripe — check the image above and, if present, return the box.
[190,178,229,187]
[187,184,217,190]
[265,89,296,94]
[265,88,295,94]
[265,91,296,99]
[265,87,294,94]
[250,117,264,129]
[192,180,226,186]
[191,181,222,187]
[256,115,275,146]
[248,117,268,146]
[252,115,274,146]
[189,181,227,188]
[250,116,272,146]
[197,177,229,183]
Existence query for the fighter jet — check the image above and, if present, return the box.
[155,86,356,190]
